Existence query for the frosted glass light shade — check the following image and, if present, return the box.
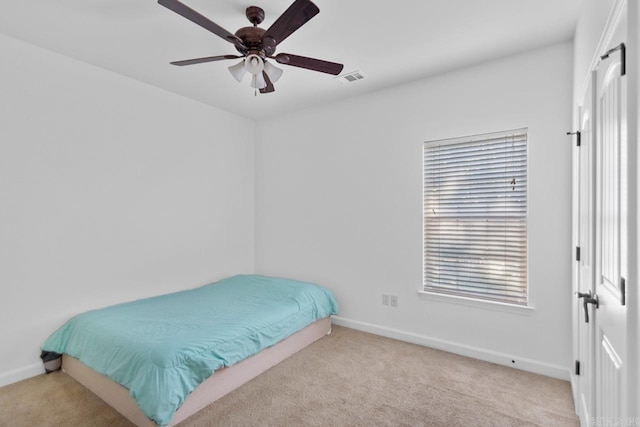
[250,73,267,89]
[228,60,247,82]
[263,60,283,83]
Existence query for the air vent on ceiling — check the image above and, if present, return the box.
[335,70,366,84]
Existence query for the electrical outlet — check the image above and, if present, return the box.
[382,294,390,306]
[390,295,398,307]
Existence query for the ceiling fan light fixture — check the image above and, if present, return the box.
[160,0,344,94]
[244,54,264,76]
[228,59,247,82]
[264,60,283,83]
[251,72,267,89]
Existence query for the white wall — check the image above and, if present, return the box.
[0,33,576,386]
[0,34,255,385]
[255,42,574,378]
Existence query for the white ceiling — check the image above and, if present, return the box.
[0,0,581,120]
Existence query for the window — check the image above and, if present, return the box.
[423,129,528,305]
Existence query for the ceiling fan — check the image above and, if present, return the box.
[158,0,344,94]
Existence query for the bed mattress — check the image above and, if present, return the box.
[41,274,338,425]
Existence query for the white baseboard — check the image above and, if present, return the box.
[0,363,44,388]
[331,315,571,381]
[1,318,571,388]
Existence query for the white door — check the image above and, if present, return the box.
[575,72,596,426]
[593,9,628,423]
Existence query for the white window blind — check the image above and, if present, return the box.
[423,129,528,305]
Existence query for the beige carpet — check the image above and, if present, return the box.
[0,326,578,427]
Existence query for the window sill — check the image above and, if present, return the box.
[417,290,535,316]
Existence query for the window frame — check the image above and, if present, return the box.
[421,128,530,308]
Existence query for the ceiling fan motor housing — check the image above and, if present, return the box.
[234,6,278,57]
[235,26,267,56]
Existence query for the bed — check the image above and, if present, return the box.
[40,274,338,426]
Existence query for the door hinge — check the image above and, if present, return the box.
[621,277,626,306]
[575,360,580,376]
[600,43,626,76]
[576,246,581,261]
[567,131,581,147]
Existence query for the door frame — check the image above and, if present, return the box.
[571,0,639,422]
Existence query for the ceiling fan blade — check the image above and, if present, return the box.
[262,0,319,46]
[260,71,276,94]
[170,55,241,66]
[274,53,343,75]
[158,0,245,49]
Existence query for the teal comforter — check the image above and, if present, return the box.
[42,274,338,425]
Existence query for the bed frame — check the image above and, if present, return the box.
[62,317,332,426]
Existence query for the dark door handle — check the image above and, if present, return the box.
[577,290,599,323]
